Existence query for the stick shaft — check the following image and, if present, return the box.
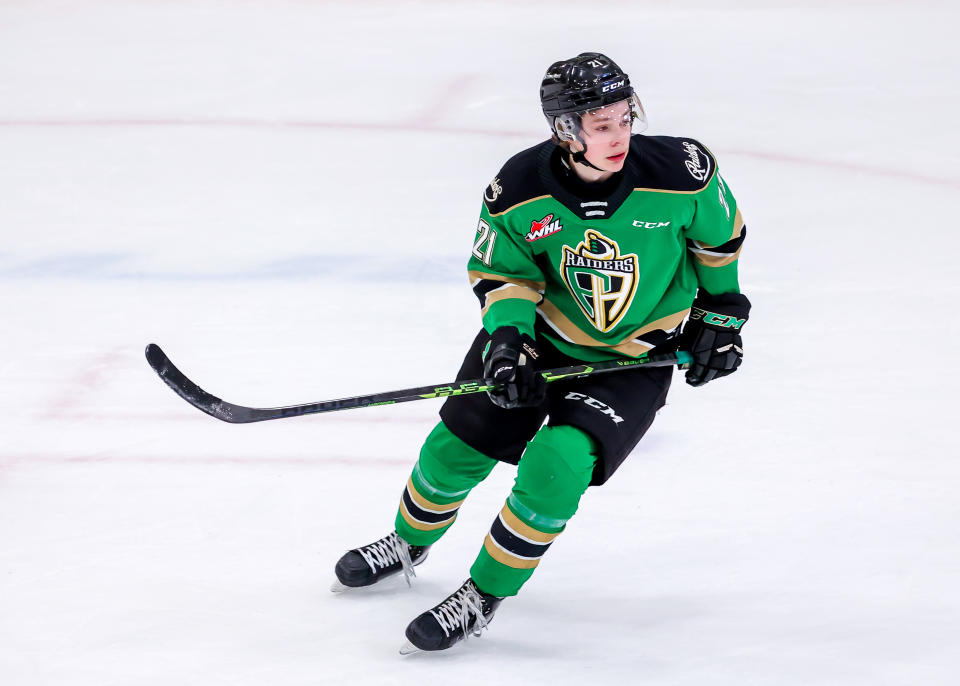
[145,343,691,424]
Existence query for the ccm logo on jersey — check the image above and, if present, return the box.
[525,214,563,242]
[564,392,624,424]
[633,220,671,229]
[601,80,625,93]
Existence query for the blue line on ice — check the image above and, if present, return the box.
[0,253,465,282]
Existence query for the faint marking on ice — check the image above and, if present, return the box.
[0,454,412,468]
[0,253,132,279]
[725,148,960,191]
[33,411,435,424]
[0,254,465,282]
[0,117,534,139]
[41,349,126,419]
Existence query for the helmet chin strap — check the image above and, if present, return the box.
[569,147,605,172]
[552,114,606,172]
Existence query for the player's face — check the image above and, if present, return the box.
[578,100,632,172]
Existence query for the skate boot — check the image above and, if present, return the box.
[331,531,429,592]
[400,578,502,653]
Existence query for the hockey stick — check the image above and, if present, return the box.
[145,343,692,424]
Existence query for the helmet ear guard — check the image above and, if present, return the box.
[551,112,584,146]
[547,93,647,151]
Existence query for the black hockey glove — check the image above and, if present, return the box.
[482,327,546,409]
[680,291,751,387]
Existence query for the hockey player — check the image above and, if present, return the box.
[333,52,751,653]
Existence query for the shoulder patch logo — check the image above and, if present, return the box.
[484,177,503,203]
[525,213,563,242]
[682,141,711,182]
[560,230,639,332]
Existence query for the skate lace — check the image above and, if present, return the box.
[429,581,490,640]
[357,532,417,586]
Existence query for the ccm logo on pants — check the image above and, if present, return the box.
[564,392,623,424]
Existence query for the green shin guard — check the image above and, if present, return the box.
[470,425,597,597]
[395,422,497,547]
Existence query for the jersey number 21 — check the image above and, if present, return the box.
[472,219,498,266]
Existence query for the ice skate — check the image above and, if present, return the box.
[400,578,502,653]
[331,531,430,592]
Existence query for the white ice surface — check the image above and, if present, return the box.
[1,1,959,684]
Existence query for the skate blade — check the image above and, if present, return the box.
[329,577,401,594]
[399,640,421,655]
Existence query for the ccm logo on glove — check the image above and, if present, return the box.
[680,291,751,388]
[689,307,745,330]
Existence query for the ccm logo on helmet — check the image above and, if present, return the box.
[601,80,625,93]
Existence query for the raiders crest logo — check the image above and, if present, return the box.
[560,230,639,332]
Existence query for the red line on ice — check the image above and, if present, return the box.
[42,349,125,419]
[723,148,960,191]
[0,117,532,139]
[2,117,955,189]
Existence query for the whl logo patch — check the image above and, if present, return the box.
[560,230,639,332]
[525,213,563,242]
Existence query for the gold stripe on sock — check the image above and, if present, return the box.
[407,477,465,514]
[499,503,562,544]
[399,500,457,531]
[483,534,541,569]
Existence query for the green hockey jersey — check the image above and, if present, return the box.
[468,135,746,362]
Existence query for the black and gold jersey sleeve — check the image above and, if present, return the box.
[468,142,553,337]
[683,141,745,296]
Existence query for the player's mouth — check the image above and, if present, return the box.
[606,152,626,162]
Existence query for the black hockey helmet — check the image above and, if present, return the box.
[540,52,633,118]
[539,52,644,151]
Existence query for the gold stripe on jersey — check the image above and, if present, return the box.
[538,299,690,357]
[689,243,744,268]
[487,195,552,218]
[631,186,703,195]
[730,207,744,241]
[499,503,562,545]
[406,477,464,514]
[612,311,690,355]
[689,210,745,267]
[481,284,544,318]
[482,534,541,569]
[469,270,546,292]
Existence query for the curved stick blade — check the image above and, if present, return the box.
[145,344,241,423]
